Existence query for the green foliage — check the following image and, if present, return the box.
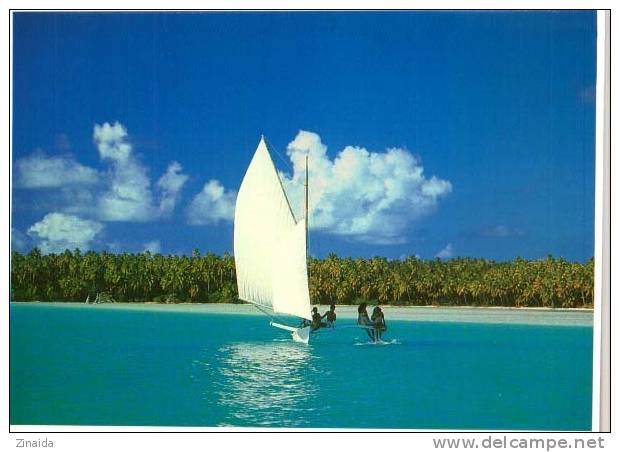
[10,249,594,308]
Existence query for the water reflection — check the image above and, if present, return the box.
[208,341,319,427]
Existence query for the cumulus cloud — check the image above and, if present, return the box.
[157,161,189,217]
[142,240,162,254]
[93,122,188,221]
[94,122,133,162]
[15,121,188,224]
[17,125,452,249]
[185,130,452,244]
[56,186,99,216]
[27,212,104,254]
[435,243,454,259]
[16,150,99,188]
[186,180,236,225]
[94,122,156,221]
[281,131,452,244]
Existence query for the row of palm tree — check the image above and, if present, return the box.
[10,249,594,308]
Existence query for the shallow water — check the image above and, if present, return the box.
[10,303,592,430]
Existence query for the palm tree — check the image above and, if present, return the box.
[9,250,594,308]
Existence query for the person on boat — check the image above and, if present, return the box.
[357,302,376,341]
[321,304,337,327]
[371,306,387,341]
[311,306,327,331]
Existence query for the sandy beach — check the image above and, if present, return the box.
[14,302,594,327]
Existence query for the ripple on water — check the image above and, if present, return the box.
[201,342,321,427]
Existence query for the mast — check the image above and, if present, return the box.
[304,155,309,255]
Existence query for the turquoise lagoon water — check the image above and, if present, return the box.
[10,303,592,430]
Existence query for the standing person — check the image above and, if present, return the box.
[371,306,387,341]
[322,304,337,327]
[357,302,376,341]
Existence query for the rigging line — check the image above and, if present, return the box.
[252,303,286,324]
[262,135,304,225]
[263,135,295,176]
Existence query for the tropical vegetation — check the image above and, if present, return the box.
[10,249,594,308]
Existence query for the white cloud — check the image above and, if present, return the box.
[56,186,99,216]
[184,131,451,244]
[186,179,236,225]
[27,212,104,254]
[93,122,188,222]
[16,150,99,188]
[16,126,452,250]
[435,243,454,259]
[93,122,132,162]
[281,130,452,244]
[142,240,162,254]
[94,122,155,221]
[157,161,189,217]
[15,122,190,259]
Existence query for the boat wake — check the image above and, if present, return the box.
[272,338,298,343]
[354,339,401,346]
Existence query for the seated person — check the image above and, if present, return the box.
[321,304,337,327]
[311,306,327,331]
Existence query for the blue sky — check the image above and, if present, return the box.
[11,11,596,261]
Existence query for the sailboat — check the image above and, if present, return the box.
[234,136,313,343]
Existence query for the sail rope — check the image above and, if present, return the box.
[252,303,287,324]
[263,135,305,225]
[263,136,295,175]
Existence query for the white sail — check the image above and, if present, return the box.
[272,219,311,319]
[234,137,312,321]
